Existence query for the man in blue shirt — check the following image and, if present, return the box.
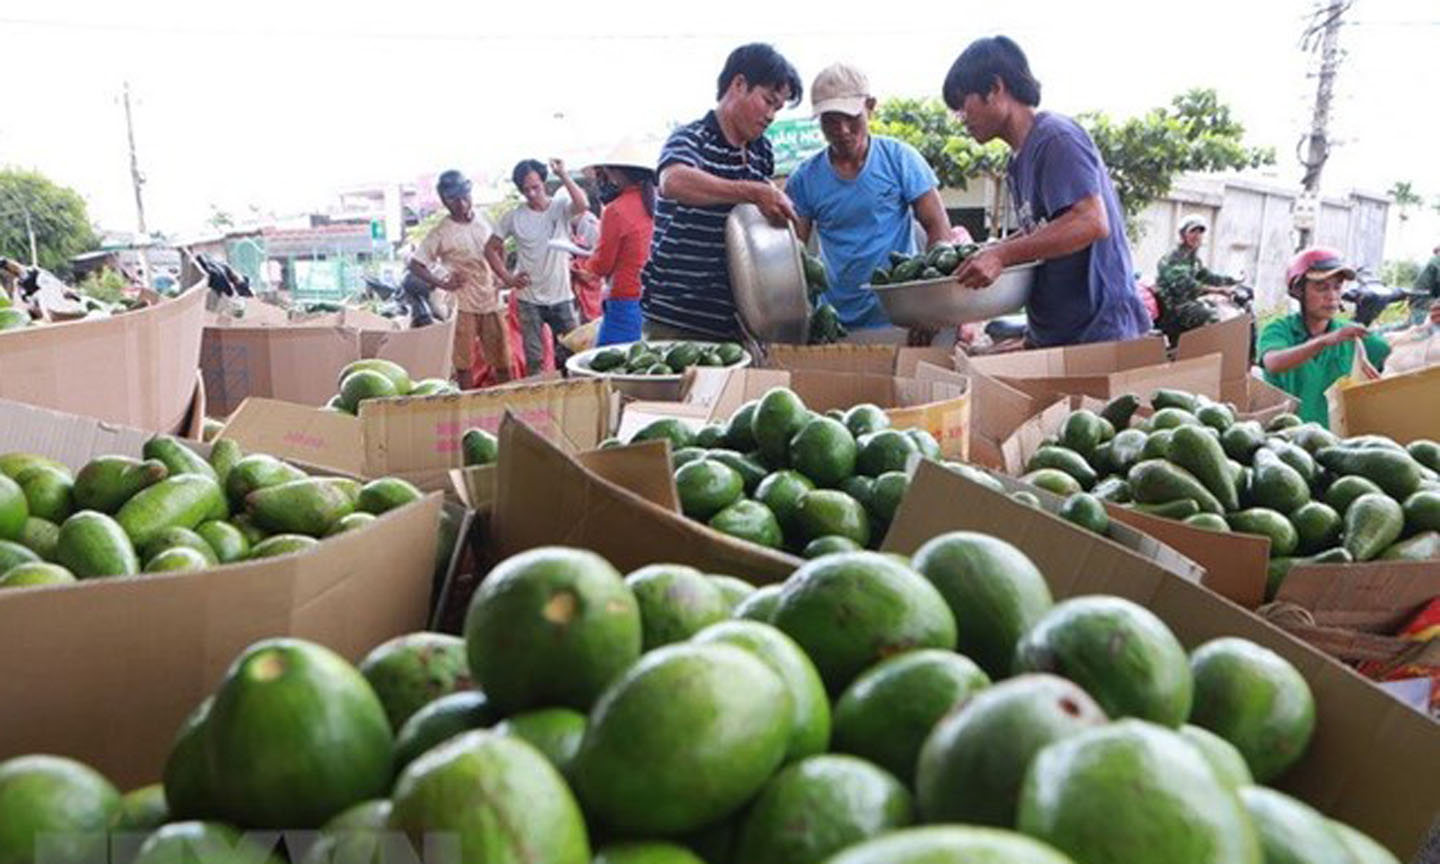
[942,36,1151,348]
[640,43,803,341]
[785,63,953,336]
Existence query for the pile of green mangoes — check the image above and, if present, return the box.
[0,435,428,588]
[585,341,747,377]
[869,242,981,286]
[611,387,994,557]
[327,359,459,416]
[1015,388,1440,598]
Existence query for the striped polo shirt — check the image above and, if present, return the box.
[640,110,774,339]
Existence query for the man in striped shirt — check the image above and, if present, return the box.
[640,43,804,340]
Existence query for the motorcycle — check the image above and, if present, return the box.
[1341,277,1429,330]
[363,273,443,328]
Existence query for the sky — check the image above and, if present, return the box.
[1,0,1437,260]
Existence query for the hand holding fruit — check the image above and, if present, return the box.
[953,247,1005,289]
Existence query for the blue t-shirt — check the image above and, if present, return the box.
[1007,112,1151,347]
[785,136,938,329]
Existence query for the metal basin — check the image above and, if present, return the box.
[725,203,811,344]
[870,261,1039,326]
[566,340,752,402]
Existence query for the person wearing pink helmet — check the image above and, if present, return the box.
[1256,247,1390,427]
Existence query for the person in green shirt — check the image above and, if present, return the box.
[1412,244,1440,325]
[1257,247,1390,428]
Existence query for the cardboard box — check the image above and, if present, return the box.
[1176,316,1297,423]
[220,377,612,494]
[764,343,954,377]
[1328,364,1440,443]
[450,439,681,516]
[1277,561,1440,635]
[0,281,207,433]
[637,365,973,461]
[959,333,1169,379]
[882,460,1440,860]
[0,399,442,788]
[993,353,1224,405]
[489,415,799,582]
[200,311,457,417]
[962,368,1050,471]
[997,395,1272,608]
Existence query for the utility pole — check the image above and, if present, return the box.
[1295,0,1349,247]
[122,81,151,285]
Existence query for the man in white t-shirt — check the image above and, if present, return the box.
[486,158,591,372]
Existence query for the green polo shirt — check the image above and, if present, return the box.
[1257,313,1390,428]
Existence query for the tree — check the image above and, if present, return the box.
[873,89,1273,238]
[871,98,1011,191]
[0,168,98,278]
[1388,181,1421,222]
[1077,89,1275,232]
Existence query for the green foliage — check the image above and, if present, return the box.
[1076,89,1275,230]
[1388,181,1422,222]
[77,267,130,303]
[0,168,98,278]
[873,90,1273,239]
[871,98,1010,191]
[1381,259,1419,288]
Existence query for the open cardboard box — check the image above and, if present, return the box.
[621,365,972,461]
[201,302,457,417]
[485,415,799,582]
[220,377,613,495]
[969,465,1205,583]
[1177,316,1297,423]
[764,343,955,377]
[0,399,442,789]
[882,460,1440,860]
[0,281,207,434]
[998,395,1272,608]
[1328,364,1440,443]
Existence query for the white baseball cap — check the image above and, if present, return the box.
[811,63,870,118]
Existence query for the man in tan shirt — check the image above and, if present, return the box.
[409,170,513,385]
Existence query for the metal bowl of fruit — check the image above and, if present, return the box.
[867,243,1038,327]
[725,203,812,344]
[567,340,751,401]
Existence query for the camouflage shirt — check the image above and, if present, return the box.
[1155,245,1237,312]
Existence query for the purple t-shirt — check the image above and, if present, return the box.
[1007,112,1151,347]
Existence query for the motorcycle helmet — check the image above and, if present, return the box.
[1286,247,1355,301]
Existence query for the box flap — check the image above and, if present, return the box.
[966,335,1167,378]
[1177,315,1252,398]
[201,324,361,417]
[999,397,1072,475]
[1107,504,1270,608]
[219,397,366,476]
[0,282,207,433]
[1330,364,1440,443]
[1277,562,1440,633]
[997,353,1224,403]
[764,343,954,378]
[617,401,714,442]
[953,359,1049,470]
[360,377,610,476]
[881,460,1440,859]
[491,414,798,582]
[359,316,457,382]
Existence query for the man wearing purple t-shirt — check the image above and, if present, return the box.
[942,36,1151,348]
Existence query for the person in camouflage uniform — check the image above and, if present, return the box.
[1155,216,1240,342]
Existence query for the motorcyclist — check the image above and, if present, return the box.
[1154,215,1241,343]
